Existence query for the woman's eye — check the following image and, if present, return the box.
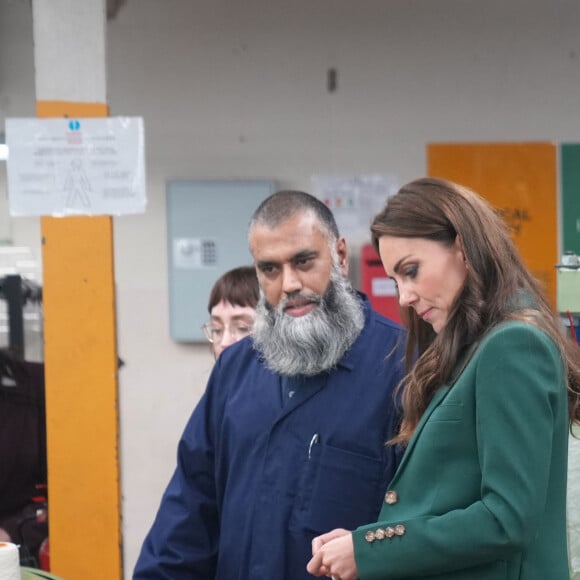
[403,265,418,278]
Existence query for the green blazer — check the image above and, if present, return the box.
[353,321,570,579]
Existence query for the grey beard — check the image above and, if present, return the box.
[252,268,365,377]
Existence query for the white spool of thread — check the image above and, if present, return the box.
[0,542,20,580]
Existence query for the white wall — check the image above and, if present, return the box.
[3,0,580,577]
[0,1,40,250]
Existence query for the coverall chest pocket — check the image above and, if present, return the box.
[292,442,384,533]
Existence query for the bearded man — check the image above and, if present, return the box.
[134,191,405,580]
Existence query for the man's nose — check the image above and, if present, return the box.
[281,265,302,295]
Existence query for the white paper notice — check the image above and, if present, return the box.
[311,174,398,242]
[5,117,146,216]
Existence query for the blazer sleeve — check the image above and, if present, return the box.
[133,364,225,579]
[353,323,565,579]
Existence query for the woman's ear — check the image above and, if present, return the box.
[455,234,468,270]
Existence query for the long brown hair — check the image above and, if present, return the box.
[371,177,580,444]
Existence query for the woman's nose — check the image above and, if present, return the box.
[397,284,416,307]
[220,327,237,349]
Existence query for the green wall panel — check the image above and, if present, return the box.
[561,144,580,256]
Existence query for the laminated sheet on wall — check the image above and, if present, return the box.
[427,142,558,308]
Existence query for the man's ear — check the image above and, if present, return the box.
[336,237,348,275]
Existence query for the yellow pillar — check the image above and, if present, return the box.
[31,2,123,577]
[37,105,122,580]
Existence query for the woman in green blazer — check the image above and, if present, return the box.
[307,177,580,580]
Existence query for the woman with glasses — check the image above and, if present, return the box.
[202,266,259,358]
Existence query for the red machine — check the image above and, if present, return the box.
[360,244,401,324]
[32,485,49,572]
[38,537,50,571]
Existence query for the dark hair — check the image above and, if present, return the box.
[207,266,259,313]
[249,190,339,240]
[371,177,580,442]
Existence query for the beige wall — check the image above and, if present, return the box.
[2,0,580,576]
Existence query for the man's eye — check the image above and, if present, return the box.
[210,327,224,338]
[236,326,252,335]
[295,257,313,267]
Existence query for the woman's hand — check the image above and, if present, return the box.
[307,528,358,580]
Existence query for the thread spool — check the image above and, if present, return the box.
[0,542,20,580]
